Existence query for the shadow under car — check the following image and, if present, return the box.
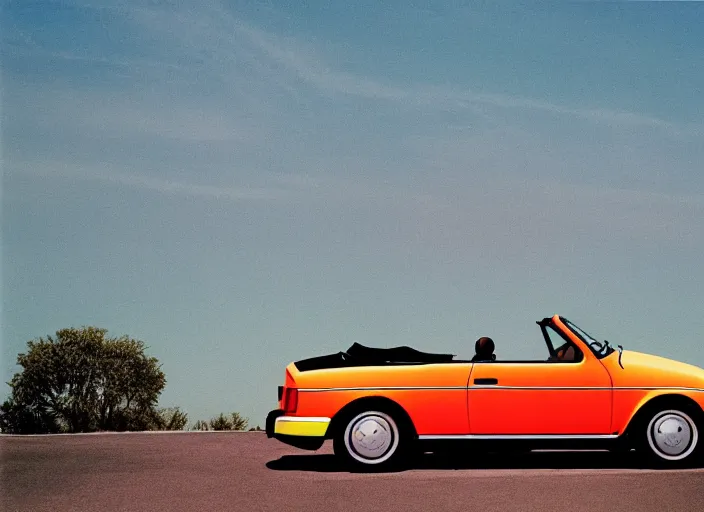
[265,449,656,473]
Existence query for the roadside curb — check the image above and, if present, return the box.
[0,430,266,437]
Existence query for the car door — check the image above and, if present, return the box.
[467,337,613,435]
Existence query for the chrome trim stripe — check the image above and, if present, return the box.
[418,434,619,440]
[617,386,704,392]
[299,386,467,392]
[471,386,613,390]
[297,386,704,392]
[468,386,704,392]
[275,416,331,423]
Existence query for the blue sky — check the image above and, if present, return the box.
[2,0,704,427]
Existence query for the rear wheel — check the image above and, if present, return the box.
[636,407,702,468]
[333,409,409,471]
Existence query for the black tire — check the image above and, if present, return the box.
[634,405,703,468]
[332,408,412,471]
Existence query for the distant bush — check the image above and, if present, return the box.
[155,407,189,430]
[209,413,230,430]
[192,420,210,431]
[192,412,249,431]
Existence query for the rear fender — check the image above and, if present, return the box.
[327,396,417,440]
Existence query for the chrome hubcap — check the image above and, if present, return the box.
[647,410,698,460]
[344,412,399,464]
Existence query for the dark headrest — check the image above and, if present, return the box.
[475,337,495,356]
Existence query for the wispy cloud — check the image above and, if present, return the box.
[11,153,704,252]
[94,173,287,201]
[6,0,703,209]
[11,161,294,201]
[36,0,697,134]
[224,12,696,133]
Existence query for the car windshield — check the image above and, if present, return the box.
[560,317,615,359]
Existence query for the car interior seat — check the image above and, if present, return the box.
[472,337,496,362]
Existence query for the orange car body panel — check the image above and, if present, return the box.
[278,315,704,437]
[599,348,704,434]
[288,363,472,435]
[467,359,612,434]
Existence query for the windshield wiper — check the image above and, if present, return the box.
[603,339,625,368]
[603,339,626,366]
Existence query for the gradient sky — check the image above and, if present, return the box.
[2,0,704,427]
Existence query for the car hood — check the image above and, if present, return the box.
[607,349,704,388]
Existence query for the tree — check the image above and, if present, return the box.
[0,396,59,434]
[230,411,248,431]
[192,420,210,431]
[1,327,167,434]
[209,413,232,430]
[156,407,189,431]
[199,411,249,431]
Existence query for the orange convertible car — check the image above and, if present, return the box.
[266,315,704,469]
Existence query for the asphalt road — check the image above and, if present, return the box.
[2,432,704,512]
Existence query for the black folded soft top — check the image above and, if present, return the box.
[293,342,455,372]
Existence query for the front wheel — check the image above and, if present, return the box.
[638,408,702,468]
[333,410,409,471]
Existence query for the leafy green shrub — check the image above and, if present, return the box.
[2,327,165,434]
[196,411,249,431]
[156,407,189,430]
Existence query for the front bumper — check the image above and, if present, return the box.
[265,409,331,450]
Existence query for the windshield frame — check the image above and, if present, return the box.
[559,316,615,359]
[539,322,584,362]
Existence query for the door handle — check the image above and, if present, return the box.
[474,378,498,385]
